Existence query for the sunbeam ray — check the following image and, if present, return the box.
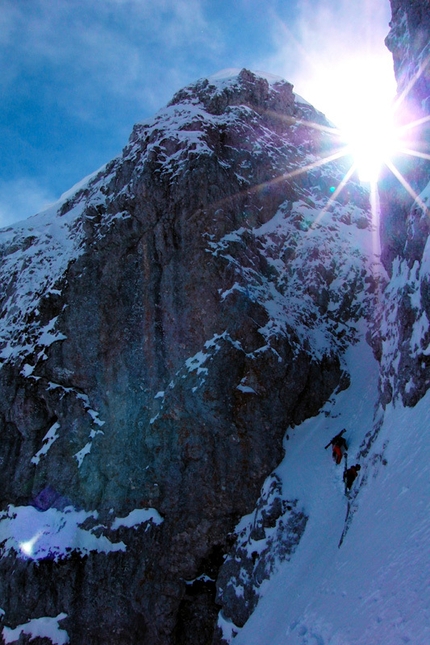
[399,148,430,162]
[385,160,430,217]
[310,163,357,230]
[369,180,382,260]
[398,113,430,134]
[393,52,430,116]
[197,144,352,223]
[271,112,343,137]
[280,147,351,182]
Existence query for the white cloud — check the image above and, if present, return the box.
[0,178,57,227]
[0,0,221,116]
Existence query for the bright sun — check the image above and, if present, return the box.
[331,63,399,184]
[280,52,430,237]
[272,14,430,234]
[299,56,399,184]
[342,108,400,183]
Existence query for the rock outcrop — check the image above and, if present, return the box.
[0,69,378,643]
[380,0,430,270]
[372,0,430,409]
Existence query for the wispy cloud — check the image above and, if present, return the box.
[0,0,229,226]
[0,0,222,119]
[0,178,57,227]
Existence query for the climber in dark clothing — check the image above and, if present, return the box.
[344,464,361,490]
[325,430,348,464]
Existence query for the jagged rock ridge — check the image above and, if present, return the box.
[0,69,379,644]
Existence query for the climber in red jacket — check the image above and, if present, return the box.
[325,430,348,464]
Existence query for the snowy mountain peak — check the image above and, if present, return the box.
[167,67,302,118]
[207,68,285,85]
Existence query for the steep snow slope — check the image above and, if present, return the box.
[227,330,430,645]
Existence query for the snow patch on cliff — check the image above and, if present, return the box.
[2,613,69,645]
[31,422,61,465]
[111,508,163,530]
[209,194,381,361]
[0,504,163,562]
[0,506,125,560]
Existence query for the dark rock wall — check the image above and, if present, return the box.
[380,0,430,270]
[372,1,430,408]
[0,70,375,644]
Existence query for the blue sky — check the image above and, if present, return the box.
[0,0,395,226]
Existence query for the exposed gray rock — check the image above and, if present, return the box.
[380,0,430,270]
[0,69,377,643]
[214,474,307,642]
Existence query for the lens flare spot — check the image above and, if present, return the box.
[19,532,42,557]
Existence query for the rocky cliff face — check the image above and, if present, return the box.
[373,0,430,410]
[0,69,379,644]
[380,0,430,270]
